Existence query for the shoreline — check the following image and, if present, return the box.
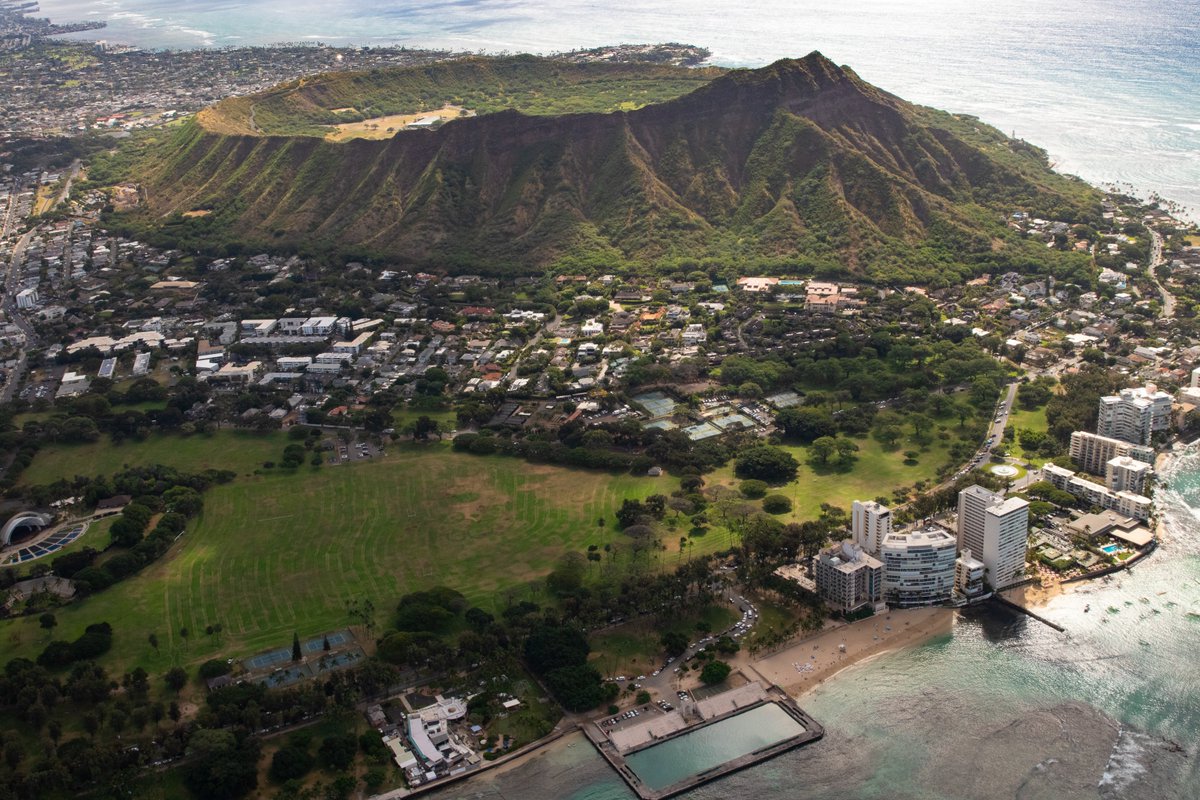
[744,606,953,698]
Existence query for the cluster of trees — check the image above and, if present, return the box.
[14,467,222,603]
[1045,366,1125,445]
[524,623,614,712]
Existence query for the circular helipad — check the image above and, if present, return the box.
[990,464,1019,478]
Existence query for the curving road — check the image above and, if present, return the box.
[1146,227,1175,319]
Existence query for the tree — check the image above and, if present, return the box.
[148,632,159,651]
[762,495,793,514]
[660,630,689,657]
[734,445,799,483]
[834,437,859,463]
[775,407,836,443]
[739,480,768,498]
[184,729,260,799]
[810,436,837,464]
[700,660,732,685]
[165,666,188,692]
[318,734,358,771]
[292,632,302,662]
[269,744,314,782]
[636,690,652,705]
[39,613,56,633]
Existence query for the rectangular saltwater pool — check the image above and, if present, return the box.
[623,702,806,791]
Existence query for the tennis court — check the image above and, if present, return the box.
[633,391,678,420]
[243,629,355,671]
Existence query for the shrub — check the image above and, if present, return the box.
[762,494,793,514]
[738,480,768,499]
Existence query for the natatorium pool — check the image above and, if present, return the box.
[624,703,806,791]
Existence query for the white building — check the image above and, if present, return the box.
[301,316,337,336]
[580,318,604,338]
[1069,431,1154,476]
[813,541,883,614]
[851,500,891,553]
[956,486,1029,590]
[1096,385,1172,445]
[879,527,958,607]
[955,549,987,600]
[1043,463,1152,521]
[681,323,707,345]
[1106,455,1151,496]
[16,287,38,309]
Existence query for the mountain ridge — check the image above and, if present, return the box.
[115,52,1101,282]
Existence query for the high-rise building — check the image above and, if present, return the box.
[851,500,891,553]
[956,486,1030,590]
[1096,385,1172,445]
[879,527,958,606]
[1106,455,1151,495]
[1043,463,1152,521]
[813,541,884,614]
[955,549,987,600]
[1069,431,1154,476]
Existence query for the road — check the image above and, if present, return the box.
[506,310,561,383]
[1147,227,1175,319]
[1,217,38,403]
[611,589,759,704]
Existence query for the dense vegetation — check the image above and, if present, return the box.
[99,53,1101,281]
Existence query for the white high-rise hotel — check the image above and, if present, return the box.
[851,500,891,553]
[1096,385,1172,446]
[956,486,1029,590]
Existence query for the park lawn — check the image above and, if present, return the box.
[0,448,675,674]
[391,406,458,434]
[742,595,803,651]
[589,603,737,678]
[20,429,286,484]
[708,427,964,521]
[1007,403,1051,465]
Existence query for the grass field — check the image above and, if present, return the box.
[20,429,285,484]
[1,448,675,674]
[1007,403,1051,465]
[588,603,737,677]
[707,426,964,521]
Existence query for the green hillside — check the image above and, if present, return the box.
[104,52,1102,283]
[201,55,724,136]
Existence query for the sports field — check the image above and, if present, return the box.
[19,429,285,484]
[0,448,674,672]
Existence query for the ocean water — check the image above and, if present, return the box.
[437,448,1200,798]
[33,0,1200,221]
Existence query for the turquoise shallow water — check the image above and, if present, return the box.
[33,0,1200,220]
[624,703,807,791]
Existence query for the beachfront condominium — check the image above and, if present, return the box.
[813,541,884,614]
[956,486,1030,591]
[1042,462,1153,521]
[1069,431,1154,476]
[955,549,987,600]
[1106,455,1151,495]
[879,527,958,606]
[851,500,891,553]
[1096,385,1172,445]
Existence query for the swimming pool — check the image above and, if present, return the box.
[1101,544,1120,554]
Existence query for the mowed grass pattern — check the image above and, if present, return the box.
[1,448,673,673]
[20,430,285,484]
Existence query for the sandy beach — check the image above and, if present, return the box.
[743,606,954,697]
